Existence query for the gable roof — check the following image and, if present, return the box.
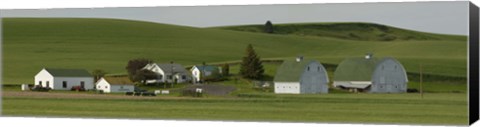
[334,57,379,81]
[274,59,318,82]
[103,76,134,85]
[44,68,92,77]
[148,63,189,75]
[192,65,219,72]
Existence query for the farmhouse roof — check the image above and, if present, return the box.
[103,76,134,85]
[155,63,189,75]
[333,57,379,81]
[193,65,219,72]
[44,68,92,77]
[274,59,318,82]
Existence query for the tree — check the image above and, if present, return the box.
[264,20,274,33]
[92,69,107,82]
[239,44,264,80]
[221,63,230,76]
[126,58,153,82]
[133,69,157,85]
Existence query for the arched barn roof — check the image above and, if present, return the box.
[334,57,407,82]
[274,59,320,82]
[334,57,379,81]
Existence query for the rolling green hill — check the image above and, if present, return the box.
[215,22,466,41]
[2,18,467,84]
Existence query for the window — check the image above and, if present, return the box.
[62,81,67,88]
[80,81,85,88]
[39,81,42,85]
[318,67,320,71]
[98,86,101,89]
[168,75,173,79]
[105,86,108,88]
[46,81,50,87]
[182,75,186,80]
[307,66,310,71]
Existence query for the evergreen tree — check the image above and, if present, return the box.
[239,44,264,79]
[264,20,274,33]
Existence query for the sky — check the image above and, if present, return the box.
[0,1,470,35]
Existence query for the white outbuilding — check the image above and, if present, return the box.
[95,76,135,93]
[34,68,94,90]
[190,65,221,83]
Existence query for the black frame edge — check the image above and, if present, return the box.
[469,1,480,125]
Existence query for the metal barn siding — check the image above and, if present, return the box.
[300,61,329,93]
[370,58,408,93]
[274,59,329,94]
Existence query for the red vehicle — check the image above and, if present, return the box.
[71,86,86,91]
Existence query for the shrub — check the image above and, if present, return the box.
[31,85,51,92]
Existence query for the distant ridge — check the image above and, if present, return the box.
[215,22,466,41]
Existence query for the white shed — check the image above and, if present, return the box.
[96,76,135,93]
[34,68,94,90]
[190,65,221,83]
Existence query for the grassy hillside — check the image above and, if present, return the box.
[215,22,467,41]
[2,18,467,84]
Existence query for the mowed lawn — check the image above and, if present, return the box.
[2,18,467,84]
[2,93,467,125]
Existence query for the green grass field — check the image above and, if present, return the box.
[2,93,467,125]
[2,18,467,84]
[1,18,469,125]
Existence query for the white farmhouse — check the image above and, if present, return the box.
[142,63,191,83]
[96,76,135,93]
[34,68,94,90]
[190,65,221,83]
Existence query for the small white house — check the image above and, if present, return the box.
[190,65,221,83]
[34,68,94,90]
[142,63,191,83]
[96,76,135,93]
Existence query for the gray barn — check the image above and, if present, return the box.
[274,57,329,94]
[333,55,408,93]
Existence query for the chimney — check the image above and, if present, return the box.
[365,53,373,59]
[296,56,303,62]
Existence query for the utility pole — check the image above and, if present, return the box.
[202,62,206,84]
[171,61,174,88]
[420,63,423,99]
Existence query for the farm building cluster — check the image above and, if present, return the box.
[32,54,408,94]
[272,54,408,94]
[33,62,223,93]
